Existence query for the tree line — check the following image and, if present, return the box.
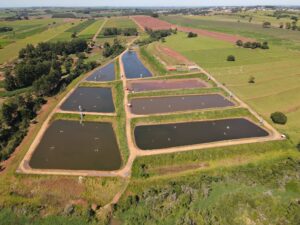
[102,27,138,37]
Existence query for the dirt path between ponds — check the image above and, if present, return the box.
[92,18,108,42]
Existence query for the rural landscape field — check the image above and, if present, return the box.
[0,2,299,225]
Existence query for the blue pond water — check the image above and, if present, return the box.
[86,62,115,82]
[122,50,152,79]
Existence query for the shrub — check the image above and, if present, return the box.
[248,76,255,84]
[187,32,198,38]
[271,112,287,125]
[262,21,271,28]
[236,40,243,47]
[227,55,235,61]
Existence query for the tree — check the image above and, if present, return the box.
[187,32,198,38]
[286,22,291,29]
[4,73,17,91]
[236,40,243,47]
[270,112,287,125]
[71,32,77,38]
[261,41,269,49]
[248,76,255,84]
[262,21,271,28]
[227,55,235,61]
[279,22,284,28]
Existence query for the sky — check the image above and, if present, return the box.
[0,0,300,8]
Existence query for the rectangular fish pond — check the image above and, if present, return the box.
[130,94,235,115]
[60,87,115,113]
[29,120,122,171]
[127,78,209,92]
[134,118,269,150]
[86,62,115,82]
[122,50,152,79]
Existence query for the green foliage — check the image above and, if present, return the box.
[187,32,198,38]
[0,26,13,32]
[66,20,96,33]
[271,111,288,125]
[0,94,45,161]
[102,27,138,37]
[116,157,300,224]
[102,39,125,58]
[227,55,235,61]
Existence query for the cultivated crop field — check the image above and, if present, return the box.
[0,19,82,64]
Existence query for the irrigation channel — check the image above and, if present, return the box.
[18,45,282,179]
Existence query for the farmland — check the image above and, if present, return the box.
[0,6,300,225]
[0,19,82,64]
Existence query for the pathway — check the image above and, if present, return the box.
[92,18,108,42]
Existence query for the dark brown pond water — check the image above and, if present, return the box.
[127,78,208,92]
[130,94,234,115]
[29,120,122,170]
[122,51,152,79]
[86,62,115,82]
[60,87,115,113]
[134,118,269,150]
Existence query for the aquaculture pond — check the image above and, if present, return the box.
[134,118,269,150]
[86,62,115,82]
[29,120,122,170]
[60,87,115,113]
[122,50,152,79]
[127,78,208,92]
[130,94,234,115]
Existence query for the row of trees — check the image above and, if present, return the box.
[4,39,88,91]
[103,27,138,37]
[136,28,176,46]
[236,40,269,49]
[0,26,13,33]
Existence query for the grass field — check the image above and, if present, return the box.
[50,19,96,42]
[0,18,64,47]
[103,17,138,29]
[161,15,300,50]
[98,17,138,38]
[78,19,105,39]
[0,20,81,64]
[157,31,300,144]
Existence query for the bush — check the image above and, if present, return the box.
[262,21,271,28]
[248,76,255,84]
[187,32,198,38]
[236,40,243,47]
[227,55,235,61]
[271,112,287,125]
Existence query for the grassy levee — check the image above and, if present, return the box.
[79,81,129,163]
[0,21,79,64]
[115,153,300,224]
[160,31,300,144]
[131,108,255,128]
[128,87,224,100]
[131,140,293,178]
[139,45,167,76]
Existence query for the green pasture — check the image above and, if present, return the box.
[0,21,81,64]
[161,31,300,143]
[161,15,300,50]
[50,19,94,42]
[103,17,137,29]
[78,19,105,39]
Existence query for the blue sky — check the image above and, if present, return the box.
[1,0,300,8]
